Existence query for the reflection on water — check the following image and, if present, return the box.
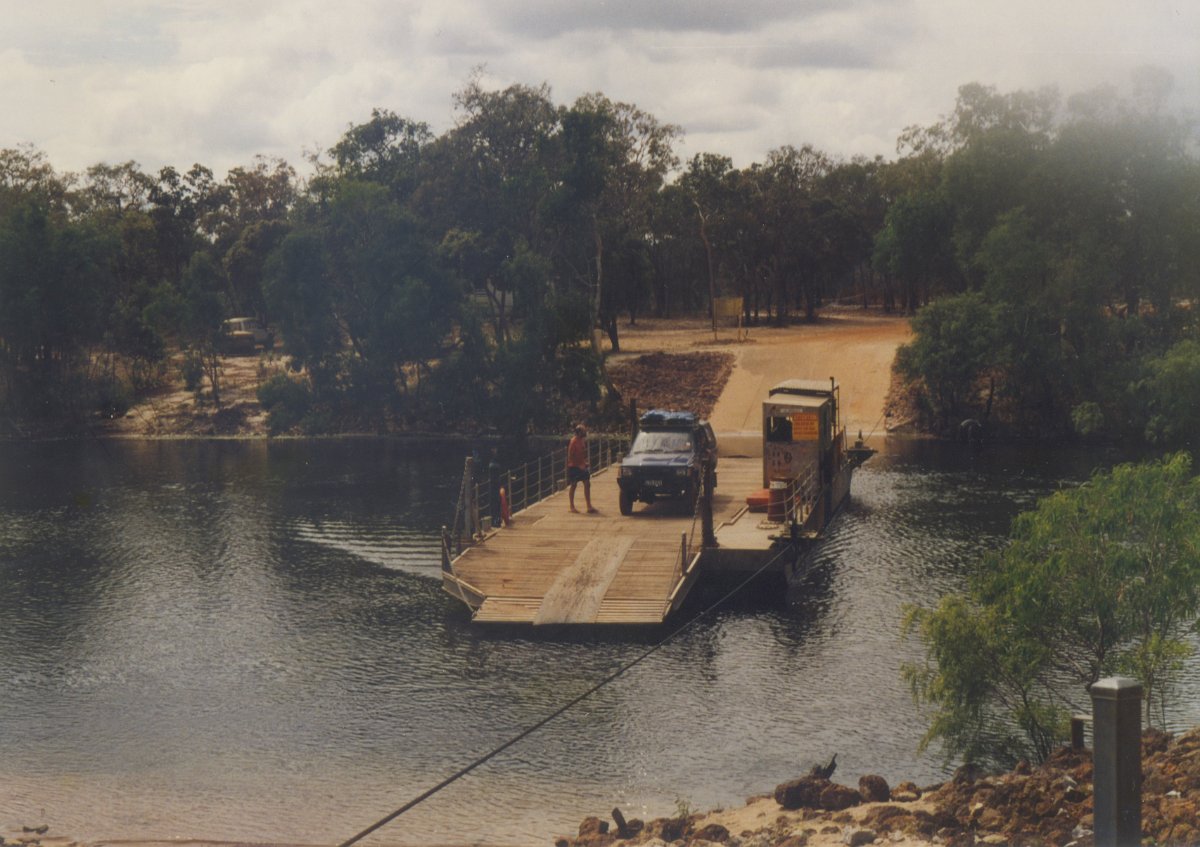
[0,437,1171,844]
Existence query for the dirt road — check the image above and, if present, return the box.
[612,310,911,452]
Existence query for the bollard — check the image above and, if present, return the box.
[1091,677,1142,847]
[701,460,717,548]
[440,526,452,573]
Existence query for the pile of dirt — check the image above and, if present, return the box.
[608,351,735,420]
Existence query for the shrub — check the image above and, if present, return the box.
[257,373,312,435]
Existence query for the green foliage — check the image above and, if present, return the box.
[1070,401,1105,437]
[0,198,114,422]
[873,189,957,311]
[7,72,1200,440]
[178,349,205,392]
[256,373,313,435]
[491,289,602,438]
[897,292,999,428]
[905,453,1200,766]
[1138,340,1200,447]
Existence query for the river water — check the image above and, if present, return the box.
[0,437,1190,845]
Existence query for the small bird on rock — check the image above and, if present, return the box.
[809,753,837,780]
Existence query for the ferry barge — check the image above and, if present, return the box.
[440,378,874,624]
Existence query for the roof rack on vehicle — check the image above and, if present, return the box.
[639,409,699,428]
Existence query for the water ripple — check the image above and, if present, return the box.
[0,437,1158,845]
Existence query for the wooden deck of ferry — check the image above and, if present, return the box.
[444,454,769,624]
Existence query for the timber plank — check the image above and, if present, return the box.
[448,455,762,626]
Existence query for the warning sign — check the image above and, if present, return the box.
[791,412,820,441]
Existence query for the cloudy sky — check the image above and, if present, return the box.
[3,1,1198,179]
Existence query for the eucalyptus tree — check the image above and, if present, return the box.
[217,157,298,318]
[327,108,432,199]
[265,178,460,422]
[1047,90,1200,320]
[760,144,835,323]
[557,92,680,350]
[148,164,224,286]
[0,146,73,217]
[905,453,1200,765]
[676,153,737,320]
[647,179,708,317]
[818,156,889,308]
[418,80,561,343]
[0,199,111,418]
[76,161,166,387]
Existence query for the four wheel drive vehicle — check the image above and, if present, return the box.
[220,317,274,355]
[616,410,718,516]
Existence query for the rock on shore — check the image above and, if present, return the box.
[560,727,1200,847]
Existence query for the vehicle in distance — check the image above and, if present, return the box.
[220,317,273,355]
[616,410,717,516]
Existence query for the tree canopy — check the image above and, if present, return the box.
[2,71,1198,439]
[904,453,1200,767]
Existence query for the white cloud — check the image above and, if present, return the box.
[0,0,1197,179]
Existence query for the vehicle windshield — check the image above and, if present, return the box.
[631,430,692,454]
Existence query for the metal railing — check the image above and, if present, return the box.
[671,460,719,584]
[760,460,820,526]
[447,433,630,555]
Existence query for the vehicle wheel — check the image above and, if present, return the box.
[619,490,633,516]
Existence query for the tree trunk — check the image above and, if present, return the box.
[604,315,620,352]
[591,215,605,360]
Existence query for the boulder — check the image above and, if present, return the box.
[952,762,985,786]
[578,816,608,837]
[845,829,876,846]
[692,823,730,843]
[891,781,921,802]
[643,816,686,842]
[1144,727,1171,755]
[775,776,830,810]
[857,774,890,803]
[819,783,863,811]
[975,807,1003,831]
[860,805,911,831]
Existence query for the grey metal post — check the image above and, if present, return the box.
[463,455,477,540]
[487,455,500,529]
[1091,677,1142,847]
[701,460,717,548]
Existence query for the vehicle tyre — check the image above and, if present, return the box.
[619,490,634,516]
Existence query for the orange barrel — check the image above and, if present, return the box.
[767,479,790,522]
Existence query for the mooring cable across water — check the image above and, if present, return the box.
[336,542,797,847]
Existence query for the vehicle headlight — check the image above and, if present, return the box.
[620,466,633,477]
[674,467,689,476]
